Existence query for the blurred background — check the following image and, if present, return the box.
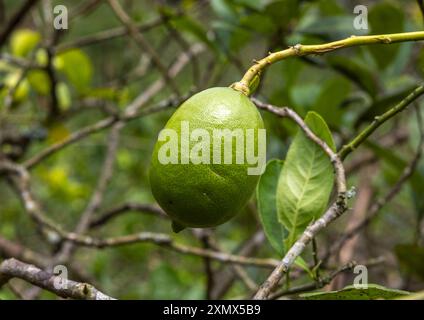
[0,0,423,299]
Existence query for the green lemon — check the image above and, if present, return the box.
[149,87,265,230]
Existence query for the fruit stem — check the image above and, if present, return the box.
[231,31,424,96]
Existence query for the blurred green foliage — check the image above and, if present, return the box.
[1,0,424,299]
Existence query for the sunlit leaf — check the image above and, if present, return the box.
[277,111,335,248]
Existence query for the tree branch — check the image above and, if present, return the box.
[89,203,167,229]
[23,43,203,169]
[0,258,115,300]
[232,32,424,95]
[339,85,424,160]
[56,13,180,53]
[327,106,424,259]
[0,0,39,48]
[55,122,122,263]
[0,161,279,269]
[107,0,180,96]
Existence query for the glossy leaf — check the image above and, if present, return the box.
[257,159,286,255]
[301,284,409,300]
[327,55,378,98]
[277,112,335,247]
[313,76,351,126]
[368,2,404,70]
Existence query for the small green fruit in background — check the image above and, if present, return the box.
[149,87,265,231]
[4,72,30,102]
[10,29,40,57]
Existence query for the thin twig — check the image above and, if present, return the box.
[210,231,266,299]
[339,85,424,159]
[0,0,39,48]
[0,236,48,268]
[56,14,179,53]
[22,93,184,169]
[162,14,200,87]
[269,261,357,299]
[328,106,424,259]
[89,203,167,229]
[311,238,321,281]
[107,0,180,96]
[23,44,203,169]
[55,122,122,263]
[0,161,279,269]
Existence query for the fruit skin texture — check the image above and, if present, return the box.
[149,87,264,228]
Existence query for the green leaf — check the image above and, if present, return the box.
[326,56,378,98]
[290,83,321,112]
[212,21,251,53]
[211,0,239,22]
[368,2,404,70]
[395,244,424,281]
[277,111,335,248]
[301,284,409,300]
[55,49,93,94]
[264,0,299,27]
[239,13,275,35]
[257,159,287,255]
[295,16,367,39]
[317,0,345,16]
[171,16,220,56]
[418,47,424,78]
[294,256,314,279]
[313,76,351,126]
[10,29,40,57]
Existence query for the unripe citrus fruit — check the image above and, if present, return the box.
[149,87,265,230]
[4,72,29,102]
